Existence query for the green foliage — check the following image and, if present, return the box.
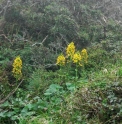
[0,67,10,99]
[87,45,108,70]
[0,48,15,68]
[5,6,24,24]
[1,0,122,124]
[27,68,66,96]
[100,82,122,123]
[0,96,31,123]
[44,84,63,96]
[118,67,122,77]
[18,116,49,124]
[1,0,113,47]
[73,81,122,124]
[107,20,122,41]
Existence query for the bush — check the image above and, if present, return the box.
[74,81,122,124]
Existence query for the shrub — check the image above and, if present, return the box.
[74,82,122,124]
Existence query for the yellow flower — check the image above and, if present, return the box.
[66,42,75,58]
[56,54,65,66]
[12,56,22,80]
[81,49,88,63]
[72,52,82,66]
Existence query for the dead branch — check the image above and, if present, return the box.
[0,34,11,42]
[3,0,11,17]
[32,35,48,46]
[0,79,24,104]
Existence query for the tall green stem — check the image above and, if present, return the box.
[75,63,78,80]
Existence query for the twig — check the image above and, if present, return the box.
[30,1,40,7]
[104,114,119,124]
[0,34,11,42]
[32,35,48,46]
[0,79,24,104]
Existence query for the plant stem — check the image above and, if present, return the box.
[75,64,78,80]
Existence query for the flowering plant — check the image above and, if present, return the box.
[81,49,88,63]
[12,56,22,80]
[56,54,65,66]
[66,42,75,58]
[56,42,88,78]
[72,52,82,66]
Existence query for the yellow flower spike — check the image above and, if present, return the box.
[81,49,88,63]
[12,56,22,80]
[56,54,65,66]
[66,42,75,58]
[72,52,82,64]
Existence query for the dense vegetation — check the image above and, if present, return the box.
[0,0,122,124]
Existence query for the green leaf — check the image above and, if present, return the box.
[66,83,76,91]
[11,115,18,120]
[26,103,33,110]
[6,111,15,117]
[1,101,10,107]
[44,92,52,96]
[44,84,63,96]
[21,111,35,117]
[0,111,8,117]
[21,107,28,113]
[13,108,20,113]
